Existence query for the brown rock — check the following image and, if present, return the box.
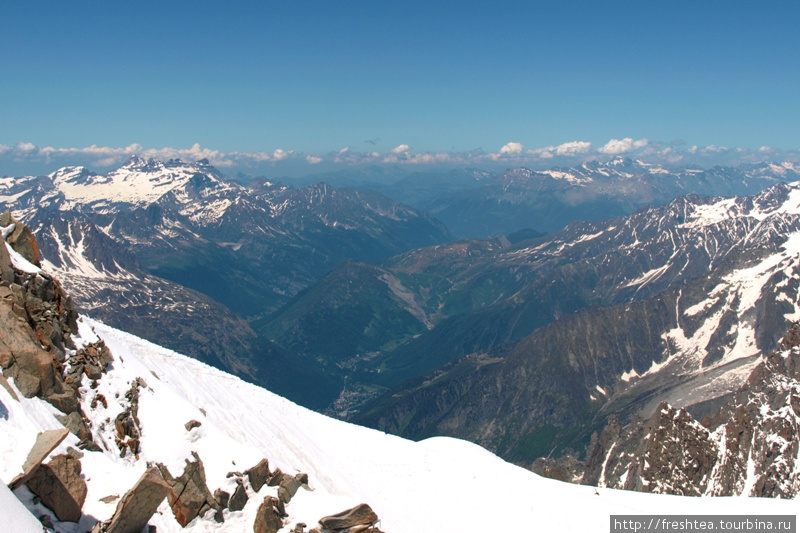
[25,454,87,522]
[266,467,284,486]
[2,213,41,266]
[278,474,301,504]
[318,503,378,531]
[102,466,171,533]
[56,411,92,442]
[9,427,70,489]
[214,488,230,509]
[185,419,202,431]
[246,458,271,492]
[228,479,248,512]
[157,452,221,526]
[0,236,14,282]
[0,294,77,415]
[253,496,283,533]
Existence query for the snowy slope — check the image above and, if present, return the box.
[1,318,796,533]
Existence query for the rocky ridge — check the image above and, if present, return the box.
[577,322,800,497]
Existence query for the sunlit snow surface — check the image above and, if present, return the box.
[1,319,796,533]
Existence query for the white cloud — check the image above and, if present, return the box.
[500,141,523,154]
[405,152,455,164]
[702,144,728,154]
[14,142,38,153]
[4,139,798,175]
[598,138,649,155]
[526,141,591,160]
[528,147,555,159]
[94,156,121,167]
[555,141,591,156]
[272,149,290,161]
[487,142,524,161]
[391,144,410,154]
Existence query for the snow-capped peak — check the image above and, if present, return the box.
[48,157,234,212]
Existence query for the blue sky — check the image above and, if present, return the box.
[2,1,799,176]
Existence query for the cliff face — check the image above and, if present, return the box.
[583,322,800,497]
[0,211,83,417]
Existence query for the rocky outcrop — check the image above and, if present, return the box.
[95,466,171,533]
[0,214,86,422]
[227,479,248,512]
[1,211,41,266]
[64,340,113,392]
[277,473,302,504]
[25,453,87,522]
[115,378,146,457]
[622,404,718,495]
[157,452,223,526]
[253,496,284,533]
[246,458,271,492]
[583,321,800,497]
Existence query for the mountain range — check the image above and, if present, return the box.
[283,159,800,237]
[277,179,800,464]
[3,156,800,469]
[0,156,451,408]
[0,218,796,532]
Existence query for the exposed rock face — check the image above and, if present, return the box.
[25,453,87,522]
[214,488,230,509]
[253,496,284,533]
[246,458,271,492]
[582,414,646,488]
[623,404,718,495]
[115,378,146,457]
[1,211,41,266]
[278,474,302,504]
[227,479,248,512]
[0,293,72,408]
[65,340,113,392]
[267,467,284,486]
[0,214,83,419]
[100,466,171,533]
[318,503,379,531]
[157,452,222,526]
[584,321,800,497]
